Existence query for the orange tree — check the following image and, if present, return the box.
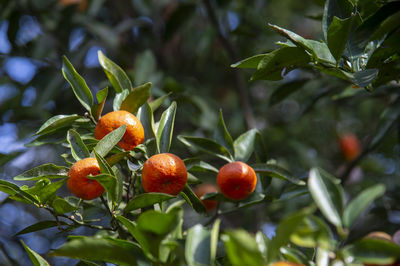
[1,0,400,265]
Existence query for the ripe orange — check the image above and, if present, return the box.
[142,153,187,195]
[94,110,145,151]
[271,262,305,266]
[59,0,88,11]
[67,158,105,200]
[217,161,257,200]
[339,133,361,161]
[194,183,218,211]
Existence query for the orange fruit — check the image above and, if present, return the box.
[142,153,187,195]
[339,133,361,161]
[67,158,105,200]
[194,183,219,211]
[271,262,305,266]
[94,110,145,151]
[217,161,257,200]
[59,0,88,11]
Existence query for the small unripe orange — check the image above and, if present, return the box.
[194,183,218,211]
[217,161,257,200]
[339,133,361,161]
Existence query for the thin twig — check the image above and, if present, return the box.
[202,0,256,129]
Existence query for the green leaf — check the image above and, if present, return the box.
[180,184,207,213]
[231,54,267,69]
[289,215,332,249]
[268,24,336,64]
[98,51,133,93]
[178,135,234,162]
[184,158,219,174]
[120,82,152,114]
[252,163,305,185]
[49,236,146,266]
[266,209,310,262]
[269,79,309,106]
[91,87,108,121]
[34,114,80,136]
[136,210,180,236]
[87,174,116,202]
[308,168,344,227]
[113,166,123,205]
[322,0,354,41]
[116,216,137,236]
[106,152,130,166]
[352,68,379,88]
[13,163,68,181]
[113,89,129,111]
[327,16,354,61]
[137,102,155,140]
[35,179,66,204]
[124,193,175,213]
[210,219,221,266]
[15,220,68,236]
[149,93,171,111]
[21,240,50,266]
[67,129,90,161]
[156,101,177,153]
[234,129,258,162]
[62,56,93,112]
[222,230,266,266]
[251,47,310,81]
[0,180,38,204]
[94,150,114,175]
[214,110,234,155]
[343,238,400,264]
[185,224,212,266]
[92,125,126,157]
[52,197,78,214]
[343,184,385,228]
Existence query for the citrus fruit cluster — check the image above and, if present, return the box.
[67,110,258,208]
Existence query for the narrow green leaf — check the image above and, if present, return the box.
[49,236,145,266]
[113,166,123,205]
[214,110,234,155]
[322,0,354,41]
[124,193,175,213]
[251,47,310,81]
[98,51,133,93]
[252,163,305,185]
[87,174,117,202]
[137,102,155,140]
[184,158,219,174]
[231,54,267,69]
[185,224,211,266]
[233,129,258,162]
[67,129,90,161]
[210,219,221,266]
[106,152,129,166]
[94,150,114,175]
[0,180,38,204]
[16,221,68,236]
[136,210,180,236]
[113,89,129,111]
[156,101,177,153]
[308,168,344,227]
[62,56,93,111]
[21,240,50,266]
[91,87,108,121]
[92,125,126,157]
[327,16,353,61]
[149,93,171,111]
[343,238,400,264]
[222,230,266,266]
[352,68,379,88]
[34,114,80,136]
[116,216,137,236]
[120,82,152,114]
[13,163,68,181]
[52,197,78,214]
[343,184,385,228]
[178,135,234,162]
[181,184,207,213]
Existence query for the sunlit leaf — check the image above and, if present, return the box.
[156,101,177,153]
[34,114,80,136]
[98,51,132,93]
[67,129,90,161]
[120,82,152,114]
